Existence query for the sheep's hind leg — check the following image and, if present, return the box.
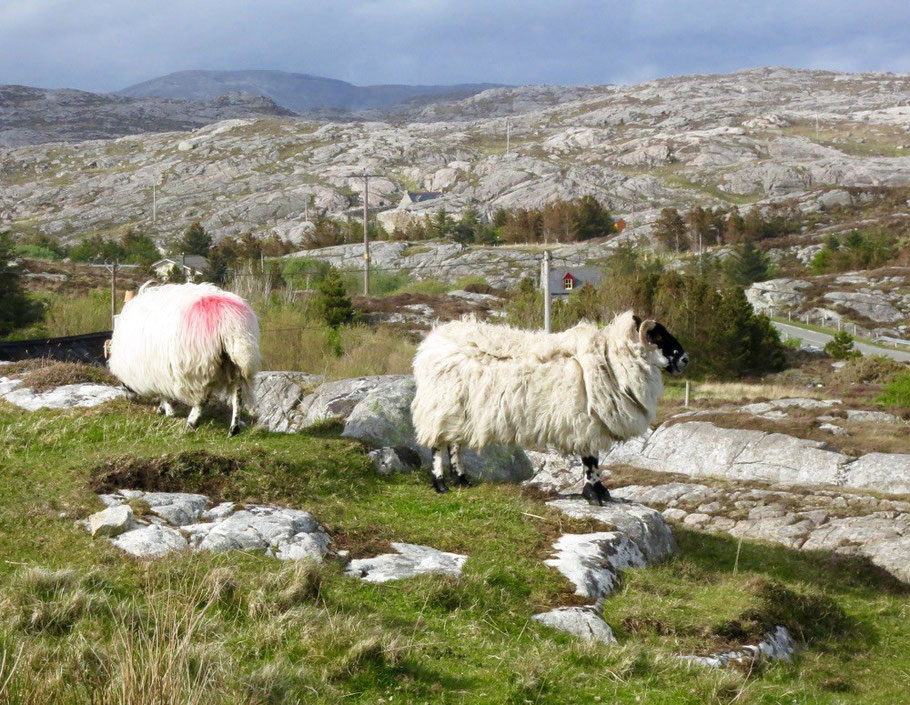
[228,386,243,437]
[581,455,610,506]
[449,444,470,487]
[158,400,175,416]
[186,395,208,431]
[430,447,450,494]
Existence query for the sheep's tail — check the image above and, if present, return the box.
[183,293,261,403]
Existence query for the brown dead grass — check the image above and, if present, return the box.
[17,362,118,391]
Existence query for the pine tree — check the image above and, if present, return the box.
[180,222,212,257]
[825,332,861,360]
[653,207,688,252]
[0,232,43,337]
[726,240,771,285]
[316,269,355,328]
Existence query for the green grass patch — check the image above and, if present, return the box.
[0,403,908,703]
[877,371,910,407]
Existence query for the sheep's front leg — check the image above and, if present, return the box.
[430,447,450,494]
[581,455,610,506]
[449,443,470,487]
[158,399,175,416]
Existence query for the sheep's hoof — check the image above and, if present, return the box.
[582,481,611,506]
[228,425,241,437]
[432,476,450,494]
[451,474,471,488]
[185,421,198,432]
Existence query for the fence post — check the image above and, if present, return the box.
[684,380,690,408]
[541,250,552,333]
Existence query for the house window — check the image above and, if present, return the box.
[563,275,574,291]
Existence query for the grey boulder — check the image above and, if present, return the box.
[344,542,467,583]
[532,606,617,645]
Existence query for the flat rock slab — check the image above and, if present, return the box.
[86,490,330,561]
[547,499,677,563]
[679,626,797,669]
[545,531,646,601]
[2,383,127,411]
[606,420,910,496]
[344,542,467,583]
[532,606,617,645]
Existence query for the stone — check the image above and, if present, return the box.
[845,409,901,424]
[140,492,209,526]
[605,421,851,488]
[344,543,467,583]
[544,531,646,601]
[680,626,797,669]
[198,505,328,558]
[341,376,533,484]
[745,279,811,315]
[368,446,421,475]
[1,383,127,411]
[819,423,848,436]
[88,504,135,538]
[842,454,910,495]
[532,607,617,645]
[546,499,676,563]
[111,524,189,558]
[523,451,585,494]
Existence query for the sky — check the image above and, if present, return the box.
[1,0,909,92]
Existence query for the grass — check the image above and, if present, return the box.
[0,398,908,703]
[13,362,119,391]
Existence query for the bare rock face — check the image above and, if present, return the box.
[544,531,647,601]
[531,607,617,645]
[1,382,127,411]
[745,279,811,315]
[87,490,331,561]
[679,626,798,669]
[344,543,467,583]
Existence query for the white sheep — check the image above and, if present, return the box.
[107,282,260,435]
[411,311,688,503]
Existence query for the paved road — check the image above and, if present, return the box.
[772,321,910,362]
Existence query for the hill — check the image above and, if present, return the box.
[118,69,502,113]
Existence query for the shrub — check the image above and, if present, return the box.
[837,355,905,384]
[0,232,44,337]
[316,269,355,329]
[877,371,910,407]
[825,332,861,360]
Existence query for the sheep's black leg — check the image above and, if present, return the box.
[431,447,450,494]
[581,455,610,506]
[449,443,470,487]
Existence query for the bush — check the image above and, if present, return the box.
[825,332,862,360]
[0,232,44,337]
[877,371,910,407]
[837,355,905,384]
[316,269,355,328]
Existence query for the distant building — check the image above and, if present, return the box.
[152,255,209,282]
[548,266,603,297]
[397,190,442,210]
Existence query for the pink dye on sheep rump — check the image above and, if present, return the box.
[182,295,253,340]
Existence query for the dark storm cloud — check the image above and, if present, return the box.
[1,0,908,92]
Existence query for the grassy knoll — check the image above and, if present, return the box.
[0,400,908,704]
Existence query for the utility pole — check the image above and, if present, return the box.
[90,260,139,328]
[346,173,382,296]
[541,250,552,333]
[152,182,157,224]
[506,118,512,155]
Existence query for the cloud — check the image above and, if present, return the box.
[0,0,907,92]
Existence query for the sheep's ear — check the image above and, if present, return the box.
[638,319,657,345]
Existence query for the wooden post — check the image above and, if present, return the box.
[110,260,117,327]
[684,380,690,408]
[542,251,552,333]
[363,176,370,296]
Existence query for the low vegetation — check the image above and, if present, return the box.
[0,399,907,704]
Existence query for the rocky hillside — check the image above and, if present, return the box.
[0,85,296,147]
[2,67,910,248]
[119,69,501,114]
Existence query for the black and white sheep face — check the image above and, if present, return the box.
[633,316,689,375]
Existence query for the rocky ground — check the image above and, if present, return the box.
[3,67,910,248]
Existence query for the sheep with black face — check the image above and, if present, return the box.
[411,311,687,503]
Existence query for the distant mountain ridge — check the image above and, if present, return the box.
[0,84,295,147]
[118,69,504,112]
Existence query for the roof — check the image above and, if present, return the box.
[548,266,603,295]
[152,255,210,270]
[404,190,442,203]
